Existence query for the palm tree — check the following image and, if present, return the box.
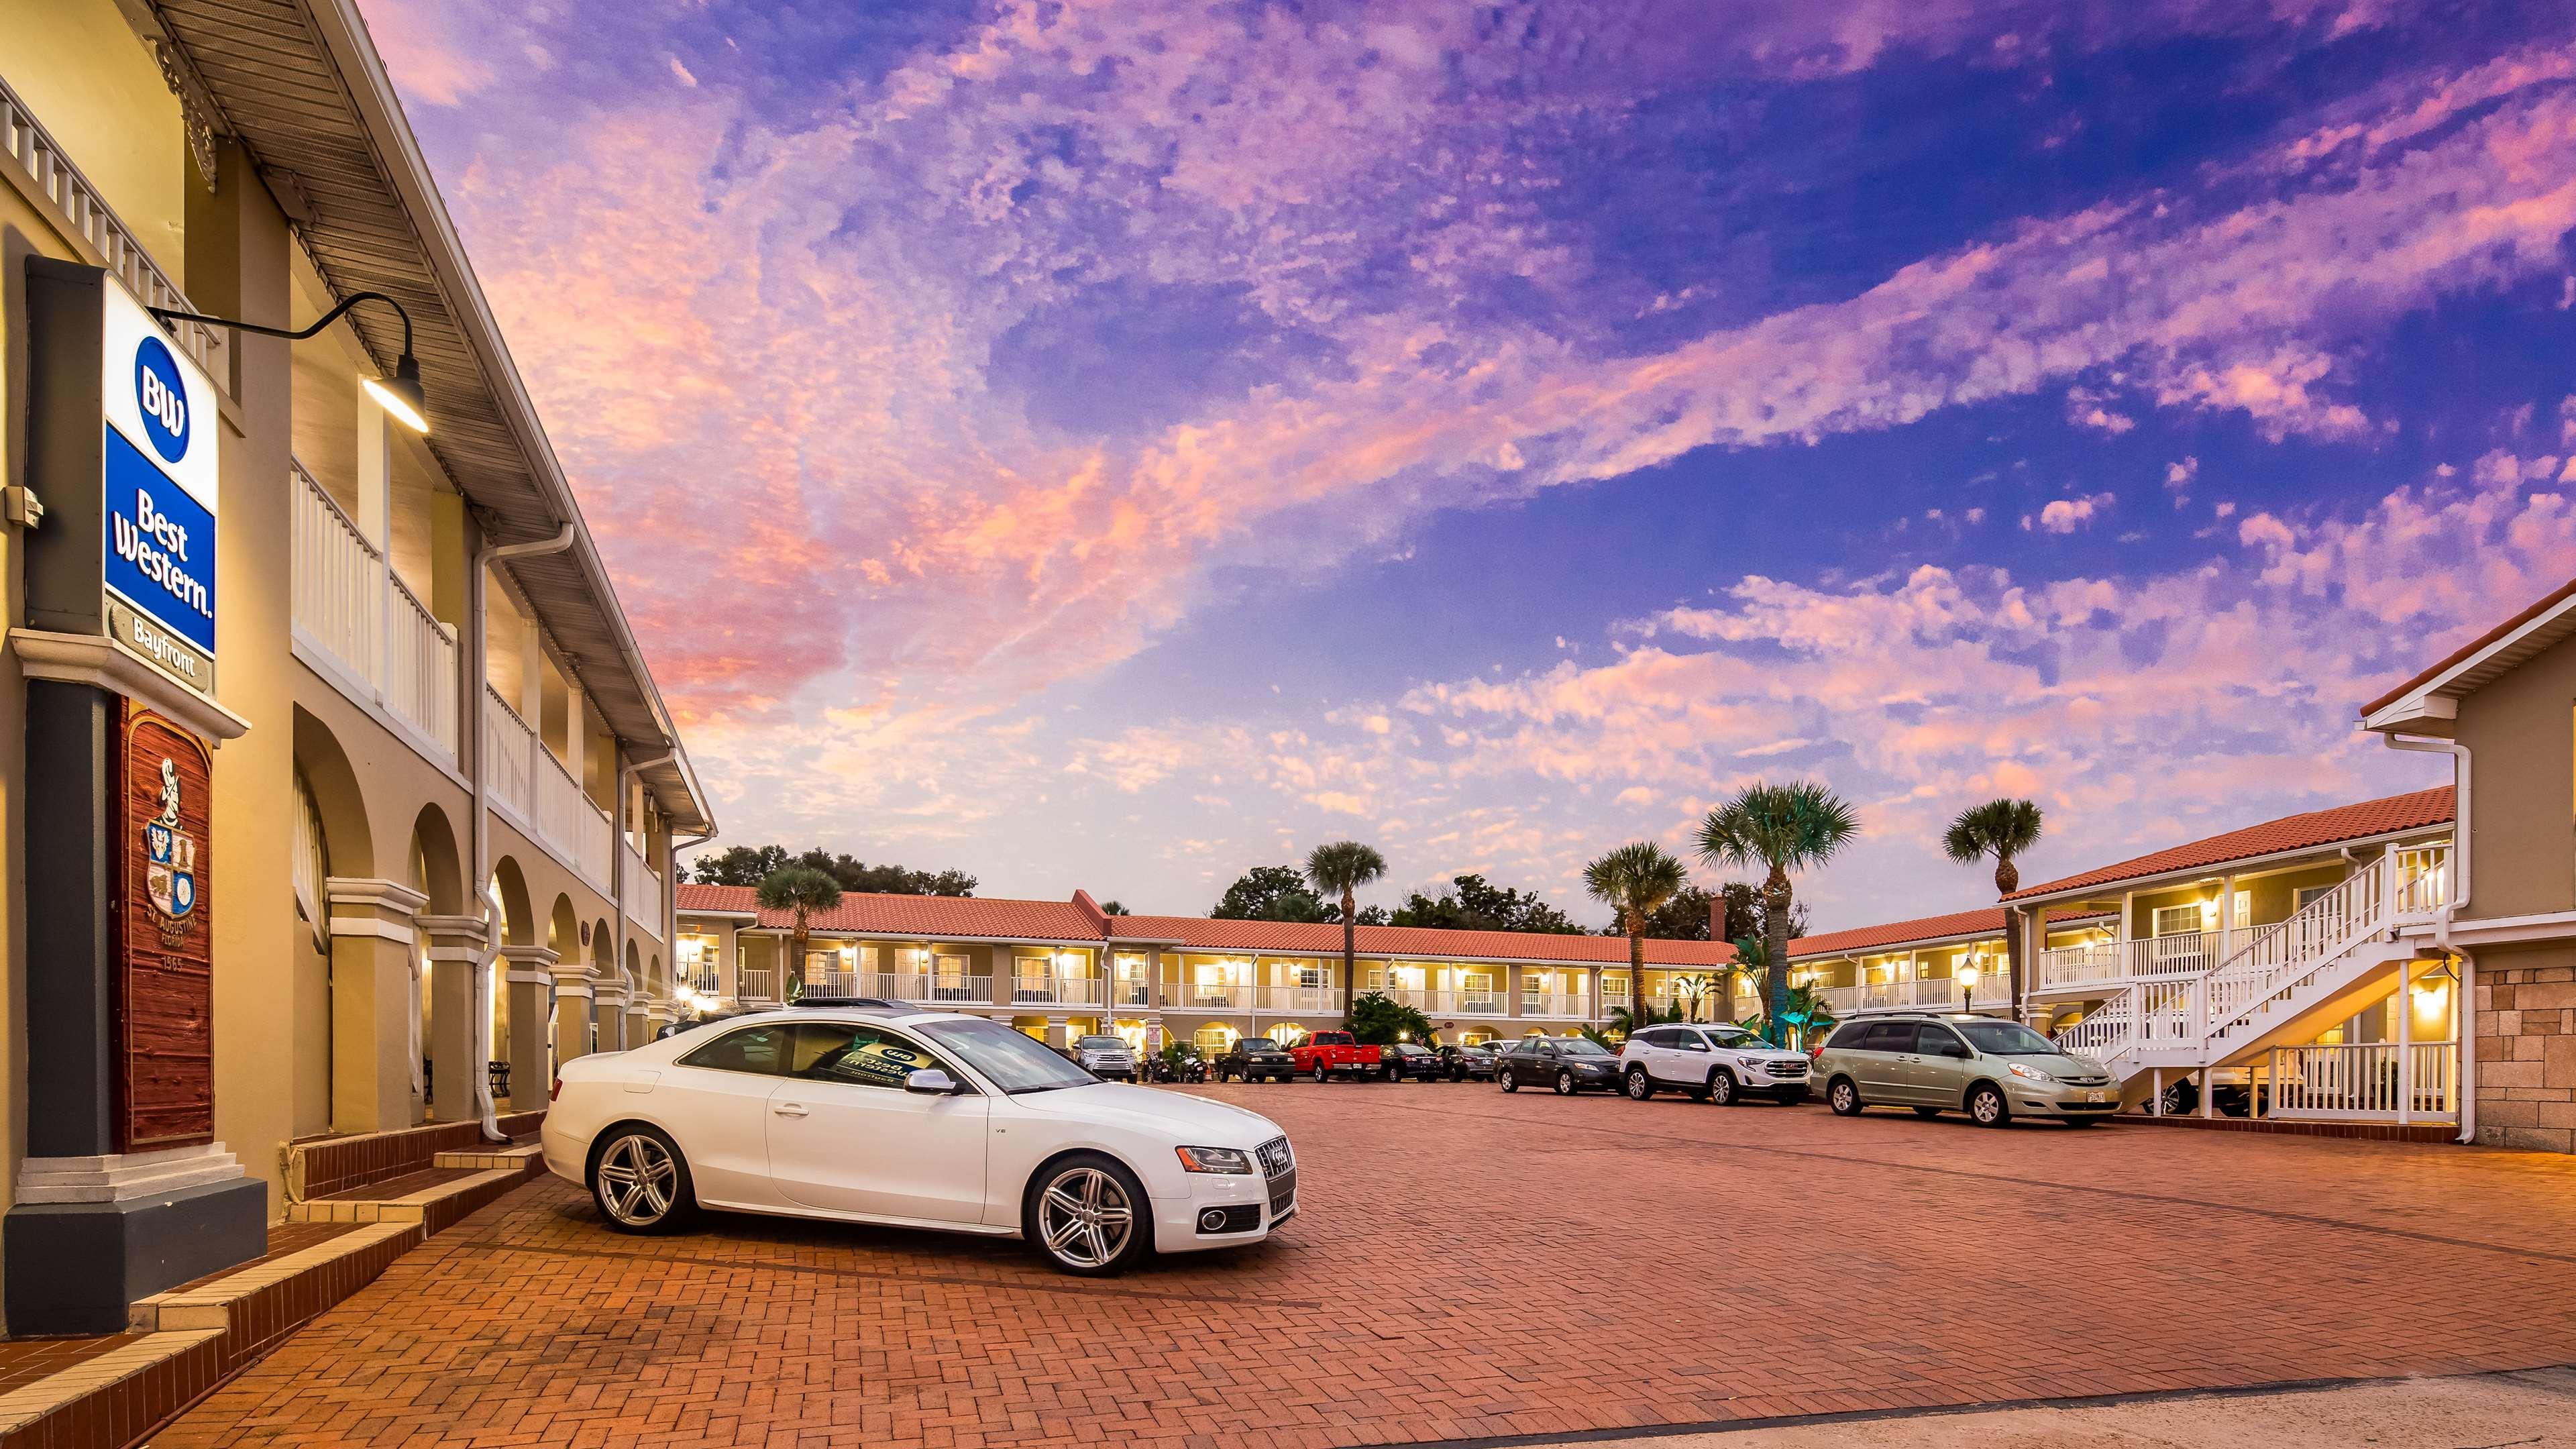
[1945,797,2044,1010]
[1305,841,1387,1001]
[756,865,842,996]
[1584,842,1690,1030]
[1697,781,1860,1044]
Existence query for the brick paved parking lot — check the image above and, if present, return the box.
[158,1085,2576,1449]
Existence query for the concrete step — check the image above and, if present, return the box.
[432,1138,542,1171]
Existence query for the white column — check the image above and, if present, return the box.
[2396,955,2414,1126]
[2219,874,2238,959]
[518,612,543,727]
[357,393,392,549]
[566,682,588,795]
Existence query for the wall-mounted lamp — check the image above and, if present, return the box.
[150,290,429,433]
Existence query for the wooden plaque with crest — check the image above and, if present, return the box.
[118,704,215,1150]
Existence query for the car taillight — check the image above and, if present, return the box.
[549,1075,564,1102]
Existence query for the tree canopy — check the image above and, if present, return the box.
[1210,864,1387,923]
[1210,865,1329,922]
[692,844,976,896]
[1388,873,1580,934]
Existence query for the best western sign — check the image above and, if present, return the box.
[25,260,221,694]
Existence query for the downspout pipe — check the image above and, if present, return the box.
[470,522,576,1140]
[2383,731,2472,1144]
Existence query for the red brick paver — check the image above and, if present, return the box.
[154,1087,2576,1449]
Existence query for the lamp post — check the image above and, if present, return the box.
[1957,961,1982,1014]
[149,290,430,433]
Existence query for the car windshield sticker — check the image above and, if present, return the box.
[819,1036,932,1086]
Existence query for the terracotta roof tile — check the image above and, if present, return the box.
[1114,915,1738,967]
[2359,576,2576,716]
[674,885,1107,941]
[2002,787,2454,902]
[1787,906,2108,960]
[676,884,1735,966]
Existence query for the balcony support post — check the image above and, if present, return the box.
[547,959,594,1067]
[500,944,558,1110]
[417,914,491,1124]
[2396,953,2414,1126]
[325,877,429,1133]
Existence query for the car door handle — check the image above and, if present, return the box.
[773,1102,809,1117]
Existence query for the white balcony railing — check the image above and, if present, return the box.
[293,466,459,760]
[1012,977,1104,1006]
[0,74,230,382]
[2267,1041,2455,1121]
[484,688,623,900]
[1519,992,1589,1018]
[1374,987,1512,1016]
[544,755,612,887]
[861,971,994,1005]
[1254,985,1344,1014]
[623,841,663,938]
[2038,929,2226,989]
[736,967,777,1002]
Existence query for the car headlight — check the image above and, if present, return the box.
[1174,1146,1256,1174]
[1738,1056,1768,1069]
[2006,1063,2060,1085]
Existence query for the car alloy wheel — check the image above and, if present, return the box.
[1829,1077,1863,1116]
[1969,1083,2010,1128]
[1313,1063,1328,1084]
[1555,1070,1578,1095]
[1625,1067,1653,1100]
[593,1128,692,1233]
[1499,1067,1519,1092]
[1032,1159,1142,1275]
[1709,1071,1737,1106]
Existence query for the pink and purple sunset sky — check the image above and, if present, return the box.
[357,0,2576,928]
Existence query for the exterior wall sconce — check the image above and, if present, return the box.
[151,290,429,433]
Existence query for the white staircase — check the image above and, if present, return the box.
[2050,848,2448,1099]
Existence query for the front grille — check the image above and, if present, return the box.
[1267,1167,1297,1217]
[1764,1061,1807,1078]
[1256,1136,1294,1178]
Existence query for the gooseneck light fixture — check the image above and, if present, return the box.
[149,290,429,433]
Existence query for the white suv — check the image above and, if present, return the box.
[1617,1022,1812,1106]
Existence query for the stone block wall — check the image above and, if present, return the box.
[2475,955,2576,1153]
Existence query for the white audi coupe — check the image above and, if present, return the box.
[542,1007,1297,1274]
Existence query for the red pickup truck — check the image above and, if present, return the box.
[1289,1030,1384,1082]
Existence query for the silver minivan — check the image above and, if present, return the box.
[1813,1014,2118,1127]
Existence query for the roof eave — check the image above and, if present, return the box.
[290,0,712,833]
[2003,819,2453,907]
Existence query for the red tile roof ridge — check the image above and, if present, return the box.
[1788,905,2110,959]
[2002,786,2454,902]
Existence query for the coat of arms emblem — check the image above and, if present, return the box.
[144,757,197,946]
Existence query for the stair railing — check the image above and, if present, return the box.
[2196,853,2396,1046]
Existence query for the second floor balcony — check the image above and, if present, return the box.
[293,464,458,759]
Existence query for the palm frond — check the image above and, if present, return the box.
[1695,780,1862,875]
[1943,798,2043,865]
[1305,840,1389,895]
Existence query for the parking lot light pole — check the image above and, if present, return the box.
[1957,962,1981,1014]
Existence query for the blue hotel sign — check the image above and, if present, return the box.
[24,260,221,694]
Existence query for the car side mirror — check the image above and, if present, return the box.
[1945,1044,1972,1059]
[905,1068,963,1095]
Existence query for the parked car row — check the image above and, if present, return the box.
[1208,1034,1510,1083]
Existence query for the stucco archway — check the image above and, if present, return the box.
[407,802,465,915]
[489,855,535,946]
